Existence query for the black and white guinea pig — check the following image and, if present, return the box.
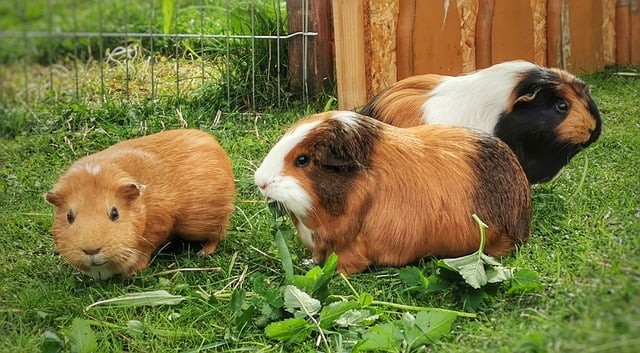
[359,60,602,184]
[254,111,531,274]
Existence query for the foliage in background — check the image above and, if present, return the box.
[0,0,293,118]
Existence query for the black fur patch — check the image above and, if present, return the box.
[495,68,585,183]
[307,116,380,216]
[471,135,529,242]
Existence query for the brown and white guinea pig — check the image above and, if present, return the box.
[45,129,235,280]
[359,60,602,184]
[254,111,531,274]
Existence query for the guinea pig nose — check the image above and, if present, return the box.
[82,247,102,256]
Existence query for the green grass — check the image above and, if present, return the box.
[1,67,639,352]
[0,0,291,113]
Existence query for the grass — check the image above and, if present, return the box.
[1,3,639,351]
[1,66,639,352]
[1,0,291,114]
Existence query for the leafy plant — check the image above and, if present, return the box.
[400,214,545,311]
[224,220,477,352]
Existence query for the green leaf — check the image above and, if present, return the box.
[436,215,515,290]
[485,264,514,284]
[264,317,313,343]
[461,288,489,311]
[404,310,457,349]
[230,288,246,314]
[283,285,321,319]
[40,330,64,353]
[440,253,487,289]
[291,253,337,301]
[251,273,284,309]
[68,318,97,353]
[508,269,545,295]
[359,292,374,307]
[85,290,185,310]
[125,320,144,338]
[355,322,403,352]
[162,0,174,34]
[274,228,294,283]
[318,300,361,328]
[399,266,452,293]
[335,309,379,328]
[398,266,427,287]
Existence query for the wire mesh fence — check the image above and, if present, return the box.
[0,0,317,117]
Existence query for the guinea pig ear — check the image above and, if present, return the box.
[515,86,542,103]
[316,123,374,172]
[117,182,146,202]
[319,144,362,171]
[44,190,64,207]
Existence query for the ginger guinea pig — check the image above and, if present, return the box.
[254,111,531,274]
[359,60,602,184]
[45,129,235,279]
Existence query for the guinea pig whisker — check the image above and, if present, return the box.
[267,199,288,219]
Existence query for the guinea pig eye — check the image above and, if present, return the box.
[555,100,569,114]
[109,207,119,222]
[66,210,75,224]
[295,155,310,168]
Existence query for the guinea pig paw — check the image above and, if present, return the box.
[196,241,219,257]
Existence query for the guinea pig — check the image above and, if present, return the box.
[359,60,602,184]
[45,129,235,280]
[254,111,531,274]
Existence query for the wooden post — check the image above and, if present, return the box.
[286,0,334,98]
[333,0,367,110]
[602,0,617,66]
[631,0,640,64]
[616,0,631,64]
[476,0,494,69]
[396,0,416,80]
[547,0,564,67]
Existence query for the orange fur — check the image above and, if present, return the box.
[279,112,531,274]
[360,74,443,127]
[551,69,599,144]
[46,129,235,279]
[360,62,602,184]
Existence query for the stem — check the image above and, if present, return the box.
[472,214,488,253]
[370,300,477,318]
[339,272,360,297]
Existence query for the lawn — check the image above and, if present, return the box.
[1,65,639,353]
[1,2,639,350]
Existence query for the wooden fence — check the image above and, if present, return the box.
[291,0,640,110]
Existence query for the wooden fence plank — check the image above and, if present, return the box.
[476,0,495,69]
[631,0,640,64]
[286,0,334,97]
[491,0,536,65]
[616,0,631,65]
[602,0,617,65]
[398,0,465,77]
[366,0,399,96]
[565,0,605,73]
[547,0,564,67]
[333,0,367,110]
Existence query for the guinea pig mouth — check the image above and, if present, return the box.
[267,199,288,218]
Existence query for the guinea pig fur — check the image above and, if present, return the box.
[254,111,531,274]
[45,129,235,280]
[359,60,602,184]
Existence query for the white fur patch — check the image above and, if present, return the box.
[295,221,315,250]
[85,164,102,175]
[254,120,320,217]
[423,60,538,133]
[334,111,361,127]
[70,163,102,176]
